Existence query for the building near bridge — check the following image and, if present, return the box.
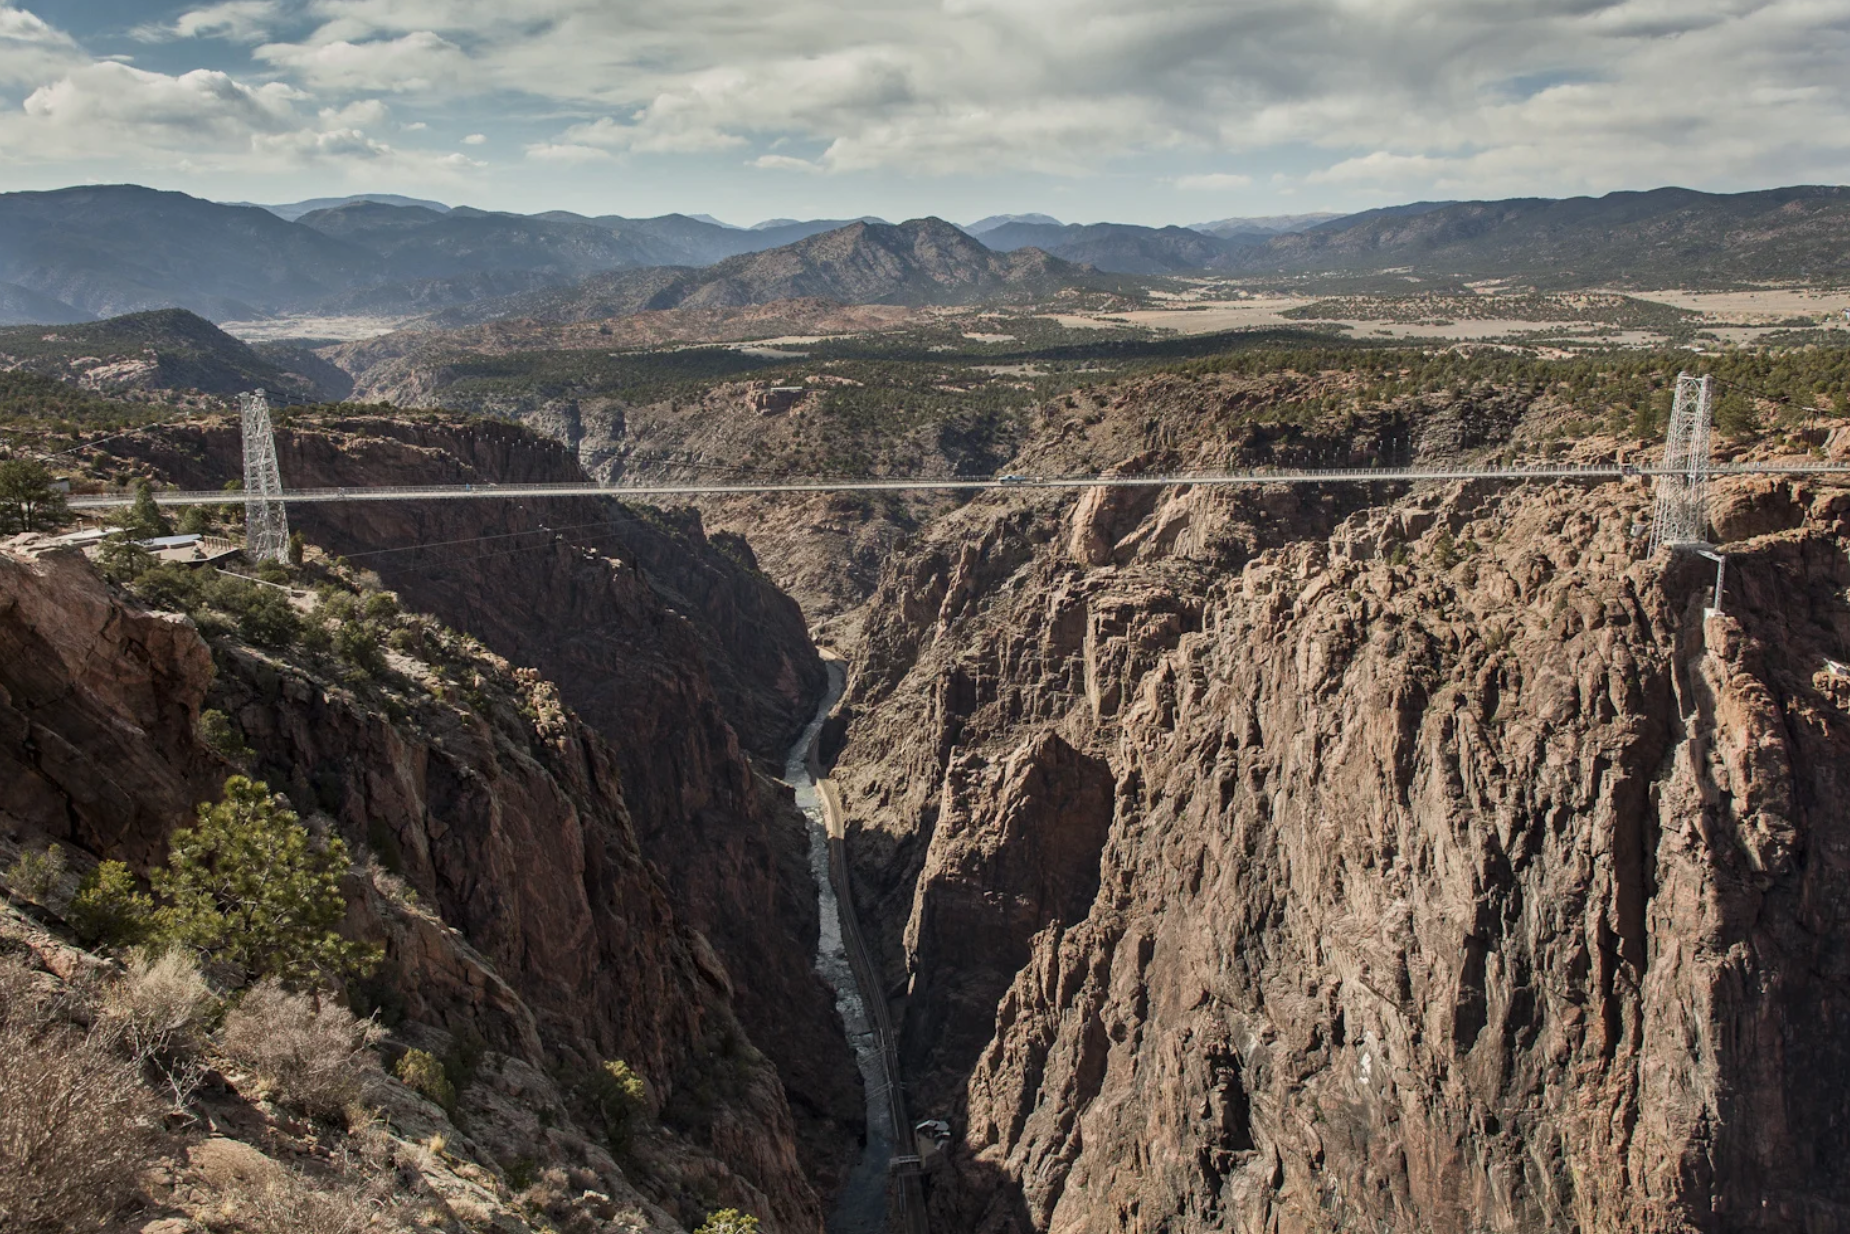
[137,533,242,566]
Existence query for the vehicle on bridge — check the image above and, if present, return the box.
[998,473,1029,484]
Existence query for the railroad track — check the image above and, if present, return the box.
[818,779,929,1234]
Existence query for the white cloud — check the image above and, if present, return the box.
[1306,152,1451,188]
[218,0,1850,194]
[320,97,388,126]
[0,3,84,87]
[1173,173,1254,191]
[20,62,304,143]
[0,4,488,186]
[752,153,821,173]
[133,1,284,44]
[461,131,484,144]
[255,29,469,93]
[523,141,614,163]
[0,3,69,47]
[9,0,1850,205]
[1289,3,1850,201]
[0,58,477,181]
[556,107,749,156]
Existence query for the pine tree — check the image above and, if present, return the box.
[66,860,153,947]
[1714,391,1761,441]
[152,776,379,988]
[115,480,173,541]
[0,458,71,533]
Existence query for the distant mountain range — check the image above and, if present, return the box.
[1,183,1846,330]
[658,217,1091,308]
[937,188,1850,283]
[528,212,889,263]
[749,216,888,231]
[425,217,1109,326]
[1234,187,1850,286]
[965,213,1064,235]
[0,187,953,324]
[0,223,1101,401]
[975,221,1249,275]
[0,186,374,323]
[1189,212,1349,237]
[245,193,455,222]
[0,281,93,326]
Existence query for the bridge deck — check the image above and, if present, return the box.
[62,461,1850,508]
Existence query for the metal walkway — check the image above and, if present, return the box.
[63,461,1850,509]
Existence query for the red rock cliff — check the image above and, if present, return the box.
[834,388,1850,1232]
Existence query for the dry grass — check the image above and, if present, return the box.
[219,979,385,1118]
[107,947,220,1112]
[214,1167,402,1234]
[0,955,163,1233]
[520,1167,608,1234]
[108,947,218,1054]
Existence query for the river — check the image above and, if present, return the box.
[784,660,894,1234]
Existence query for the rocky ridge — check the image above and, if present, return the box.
[0,309,323,399]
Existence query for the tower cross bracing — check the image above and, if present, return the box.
[1649,372,1715,555]
[239,389,290,563]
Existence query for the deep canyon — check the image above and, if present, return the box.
[5,366,1850,1234]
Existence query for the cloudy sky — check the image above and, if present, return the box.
[1,0,1846,225]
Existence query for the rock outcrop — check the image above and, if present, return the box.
[0,547,220,869]
[830,374,1850,1232]
[901,729,1115,1105]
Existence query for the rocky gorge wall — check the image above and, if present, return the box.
[513,386,970,637]
[111,415,861,1203]
[0,545,817,1228]
[831,387,1850,1231]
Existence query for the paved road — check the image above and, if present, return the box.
[817,776,929,1234]
[63,461,1850,509]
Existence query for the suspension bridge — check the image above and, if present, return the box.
[61,458,1850,512]
[55,379,1850,588]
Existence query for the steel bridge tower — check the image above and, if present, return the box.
[239,389,290,563]
[1649,373,1715,555]
[1648,372,1731,611]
